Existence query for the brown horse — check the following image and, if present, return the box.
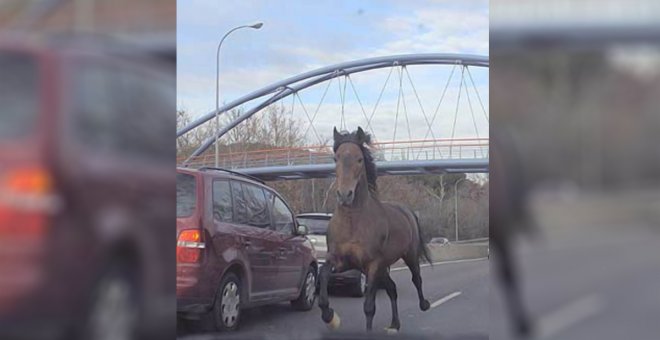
[317,127,432,332]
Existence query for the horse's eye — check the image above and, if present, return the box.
[358,158,363,163]
[333,157,337,162]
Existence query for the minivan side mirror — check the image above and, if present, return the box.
[296,224,309,236]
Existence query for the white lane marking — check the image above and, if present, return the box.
[538,294,604,339]
[430,291,462,309]
[390,257,487,272]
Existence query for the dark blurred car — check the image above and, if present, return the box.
[176,167,318,331]
[0,39,175,339]
[296,213,366,297]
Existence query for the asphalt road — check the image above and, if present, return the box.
[490,189,660,340]
[179,258,489,340]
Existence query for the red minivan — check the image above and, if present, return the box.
[0,39,175,339]
[176,167,318,331]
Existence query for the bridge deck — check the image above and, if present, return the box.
[233,158,489,181]
[179,138,489,180]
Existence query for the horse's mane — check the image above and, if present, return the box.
[333,127,378,196]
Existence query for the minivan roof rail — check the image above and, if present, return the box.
[198,167,265,184]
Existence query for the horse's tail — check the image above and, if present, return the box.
[413,212,433,266]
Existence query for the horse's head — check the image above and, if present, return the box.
[333,126,375,206]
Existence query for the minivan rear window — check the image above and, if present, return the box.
[0,52,38,139]
[177,173,196,218]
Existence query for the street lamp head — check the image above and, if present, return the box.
[251,22,263,29]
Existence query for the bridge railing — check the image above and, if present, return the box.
[179,138,489,169]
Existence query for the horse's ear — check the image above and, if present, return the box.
[333,126,340,141]
[356,126,365,143]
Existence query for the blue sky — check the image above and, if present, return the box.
[177,0,488,143]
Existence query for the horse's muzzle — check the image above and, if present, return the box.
[336,190,354,206]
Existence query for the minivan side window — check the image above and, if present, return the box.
[72,60,174,164]
[212,180,233,222]
[230,181,247,224]
[115,69,175,163]
[73,63,117,152]
[242,183,270,229]
[266,191,295,234]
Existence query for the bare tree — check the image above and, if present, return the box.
[177,108,488,240]
[177,110,213,160]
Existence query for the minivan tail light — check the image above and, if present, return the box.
[0,167,59,237]
[5,167,52,194]
[0,167,53,306]
[177,229,204,263]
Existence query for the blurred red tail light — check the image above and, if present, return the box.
[5,167,52,193]
[0,166,58,310]
[0,167,58,236]
[177,229,204,263]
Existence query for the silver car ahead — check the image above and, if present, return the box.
[296,213,366,297]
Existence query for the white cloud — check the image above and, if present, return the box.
[177,1,489,145]
[376,7,489,55]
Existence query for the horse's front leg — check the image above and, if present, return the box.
[363,263,383,331]
[318,256,341,329]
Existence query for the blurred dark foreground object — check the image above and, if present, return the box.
[489,129,535,338]
[0,35,175,339]
[490,2,660,339]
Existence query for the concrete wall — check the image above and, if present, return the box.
[427,244,489,262]
[392,243,489,268]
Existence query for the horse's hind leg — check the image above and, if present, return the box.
[382,273,400,332]
[403,255,430,311]
[318,258,340,329]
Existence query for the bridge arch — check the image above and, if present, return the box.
[178,53,489,165]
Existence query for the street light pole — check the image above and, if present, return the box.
[454,177,467,242]
[215,22,263,167]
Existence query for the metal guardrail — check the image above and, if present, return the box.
[179,138,489,170]
[452,237,490,244]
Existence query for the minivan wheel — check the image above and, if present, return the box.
[213,272,241,331]
[82,265,139,340]
[291,266,316,311]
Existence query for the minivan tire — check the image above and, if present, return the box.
[80,264,140,340]
[213,272,242,332]
[291,266,316,311]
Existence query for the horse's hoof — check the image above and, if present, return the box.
[384,327,399,334]
[327,313,341,330]
[420,299,430,311]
